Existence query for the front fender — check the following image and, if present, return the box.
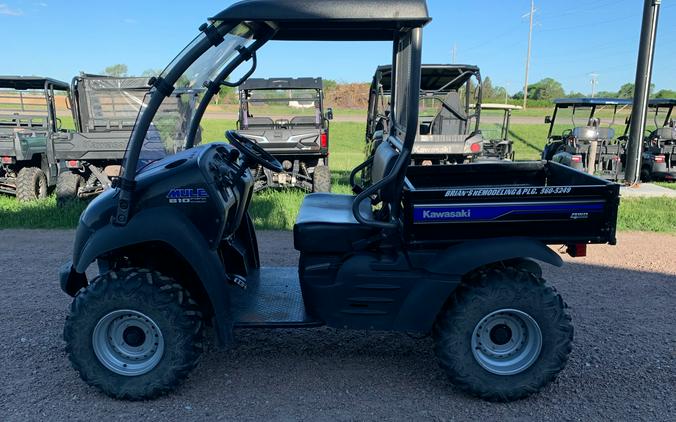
[427,237,563,277]
[72,206,233,344]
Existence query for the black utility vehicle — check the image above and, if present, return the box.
[54,74,152,204]
[0,76,69,201]
[60,0,619,403]
[365,64,484,166]
[542,98,631,181]
[641,98,675,181]
[475,103,521,161]
[236,77,332,192]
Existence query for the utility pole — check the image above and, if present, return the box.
[523,0,535,109]
[590,73,598,98]
[451,43,457,63]
[625,0,661,184]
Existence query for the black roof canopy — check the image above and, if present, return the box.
[375,64,480,93]
[211,0,430,41]
[649,98,676,107]
[0,76,70,91]
[240,77,323,91]
[553,98,632,107]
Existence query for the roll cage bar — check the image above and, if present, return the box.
[113,0,430,226]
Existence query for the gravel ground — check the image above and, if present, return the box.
[0,229,674,421]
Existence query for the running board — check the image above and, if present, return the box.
[231,267,324,328]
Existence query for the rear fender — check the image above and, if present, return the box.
[393,241,557,333]
[427,237,563,277]
[73,207,233,344]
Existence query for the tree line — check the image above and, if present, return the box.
[101,63,675,107]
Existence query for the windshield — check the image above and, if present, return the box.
[129,24,255,171]
[240,89,322,128]
[478,109,507,140]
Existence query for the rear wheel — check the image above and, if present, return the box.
[312,165,331,192]
[56,172,84,206]
[64,268,204,400]
[433,268,573,402]
[16,167,47,202]
[641,167,652,182]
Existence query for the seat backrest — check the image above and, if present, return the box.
[290,116,318,127]
[655,127,676,141]
[246,117,275,128]
[430,91,467,136]
[573,125,614,141]
[371,141,400,203]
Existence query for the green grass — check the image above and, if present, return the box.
[1,119,675,234]
[617,197,676,233]
[655,182,676,190]
[509,123,549,160]
[0,195,85,229]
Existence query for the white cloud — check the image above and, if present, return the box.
[0,4,23,16]
[123,18,137,24]
[37,2,48,7]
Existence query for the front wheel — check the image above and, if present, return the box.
[433,268,573,402]
[64,268,204,400]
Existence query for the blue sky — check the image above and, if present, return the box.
[1,0,674,95]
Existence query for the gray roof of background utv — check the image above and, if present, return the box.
[240,77,323,91]
[210,0,430,40]
[0,76,70,91]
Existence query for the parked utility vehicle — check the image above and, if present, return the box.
[641,98,675,181]
[365,64,484,166]
[475,103,521,161]
[236,77,332,192]
[60,0,620,403]
[0,76,69,201]
[54,74,152,204]
[542,98,631,181]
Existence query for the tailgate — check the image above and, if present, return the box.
[412,133,481,156]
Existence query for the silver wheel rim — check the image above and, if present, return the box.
[92,309,165,376]
[471,308,542,376]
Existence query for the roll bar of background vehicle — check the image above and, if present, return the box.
[113,22,238,226]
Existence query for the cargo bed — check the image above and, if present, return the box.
[402,161,620,247]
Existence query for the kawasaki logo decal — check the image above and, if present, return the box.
[422,209,471,219]
[167,188,209,204]
[413,202,604,223]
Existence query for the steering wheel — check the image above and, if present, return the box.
[225,130,284,173]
